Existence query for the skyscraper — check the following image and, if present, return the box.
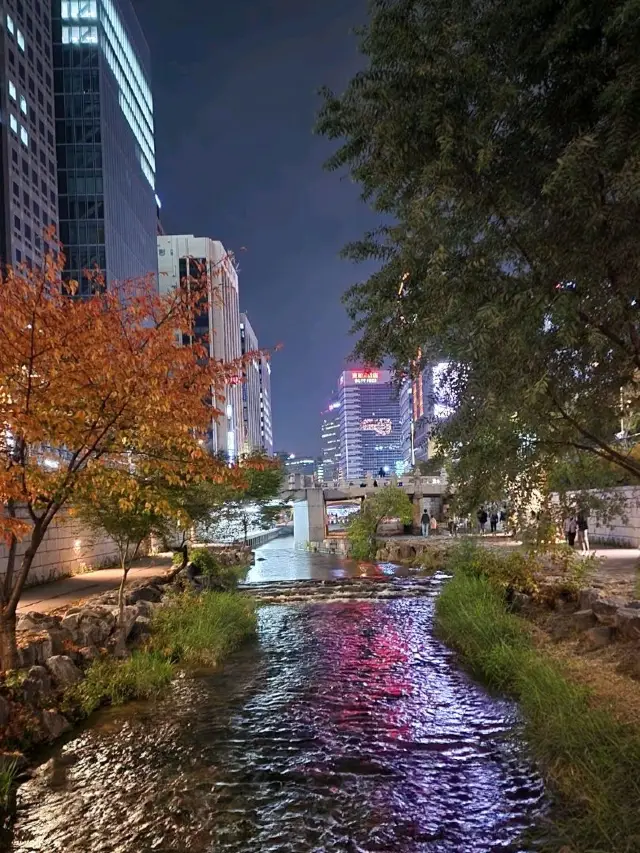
[400,366,434,469]
[0,0,58,268]
[320,398,340,483]
[157,234,244,459]
[52,0,157,291]
[259,354,273,455]
[337,368,403,480]
[239,313,262,454]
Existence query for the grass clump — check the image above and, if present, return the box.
[437,555,640,853]
[150,590,257,667]
[65,651,174,717]
[0,758,17,809]
[190,547,250,589]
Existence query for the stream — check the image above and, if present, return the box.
[7,537,545,852]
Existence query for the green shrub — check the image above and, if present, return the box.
[65,652,174,717]
[437,565,640,852]
[150,590,257,667]
[189,547,248,589]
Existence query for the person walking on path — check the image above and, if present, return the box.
[421,509,430,537]
[430,515,438,536]
[576,512,590,553]
[490,512,499,534]
[477,508,488,534]
[564,515,577,548]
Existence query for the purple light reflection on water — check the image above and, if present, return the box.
[8,593,545,853]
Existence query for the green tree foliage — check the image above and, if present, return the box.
[317,0,640,500]
[204,453,285,544]
[347,486,413,559]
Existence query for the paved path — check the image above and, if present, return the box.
[17,556,174,614]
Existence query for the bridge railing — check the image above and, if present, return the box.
[285,473,447,492]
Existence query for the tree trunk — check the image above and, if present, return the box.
[115,561,130,657]
[0,610,18,671]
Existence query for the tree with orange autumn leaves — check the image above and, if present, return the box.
[0,247,275,669]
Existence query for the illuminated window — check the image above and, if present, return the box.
[61,25,98,44]
[6,14,14,34]
[8,80,17,101]
[61,0,98,19]
[16,29,25,51]
[9,114,18,134]
[19,95,27,115]
[20,125,28,147]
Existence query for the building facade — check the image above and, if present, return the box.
[157,234,244,459]
[52,0,157,291]
[259,354,273,455]
[337,368,403,481]
[239,313,262,454]
[320,398,340,483]
[0,0,58,268]
[400,366,434,469]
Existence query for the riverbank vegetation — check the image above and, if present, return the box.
[437,545,640,853]
[65,590,257,718]
[347,487,413,559]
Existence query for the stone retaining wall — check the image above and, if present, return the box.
[0,509,123,588]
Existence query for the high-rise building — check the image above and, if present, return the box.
[259,354,273,455]
[239,313,262,454]
[400,366,434,469]
[320,397,340,483]
[0,0,58,268]
[157,234,244,459]
[337,368,403,480]
[52,0,158,292]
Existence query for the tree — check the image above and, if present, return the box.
[203,453,284,544]
[347,486,413,559]
[75,468,173,653]
[0,247,254,669]
[317,0,640,496]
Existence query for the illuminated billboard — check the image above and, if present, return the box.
[351,370,379,384]
[360,418,392,436]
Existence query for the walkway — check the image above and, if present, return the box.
[17,555,173,615]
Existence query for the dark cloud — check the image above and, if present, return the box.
[133,0,377,454]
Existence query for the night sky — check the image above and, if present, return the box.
[133,0,379,455]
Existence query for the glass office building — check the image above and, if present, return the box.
[52,0,157,291]
[0,0,59,269]
[337,368,403,480]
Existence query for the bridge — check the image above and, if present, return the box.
[281,473,449,551]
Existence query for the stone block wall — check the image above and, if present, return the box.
[586,486,640,547]
[0,509,121,588]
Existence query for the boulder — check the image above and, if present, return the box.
[127,585,162,605]
[0,694,10,727]
[45,655,83,688]
[578,588,601,611]
[615,608,640,642]
[40,709,71,740]
[572,609,597,632]
[17,634,54,667]
[592,598,625,624]
[582,625,614,651]
[17,613,47,633]
[129,616,152,643]
[511,592,532,612]
[22,666,53,705]
[66,606,116,647]
[76,645,100,664]
[133,600,156,619]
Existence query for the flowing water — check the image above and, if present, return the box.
[7,538,545,852]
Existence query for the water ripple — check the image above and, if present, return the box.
[8,594,545,853]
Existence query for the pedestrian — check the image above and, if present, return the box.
[430,514,438,536]
[421,509,430,537]
[447,517,457,537]
[477,508,488,534]
[563,515,577,548]
[490,511,498,534]
[576,512,590,553]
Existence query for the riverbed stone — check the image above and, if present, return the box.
[578,588,601,611]
[128,585,162,604]
[0,694,10,727]
[592,597,625,624]
[572,609,597,631]
[615,608,640,642]
[22,666,52,705]
[40,709,71,740]
[582,625,614,651]
[45,655,83,688]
